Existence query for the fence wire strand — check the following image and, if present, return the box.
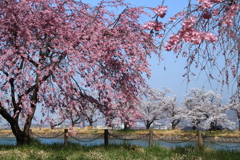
[0,137,16,141]
[68,133,104,142]
[109,133,149,141]
[32,132,64,139]
[153,134,198,144]
[210,141,240,148]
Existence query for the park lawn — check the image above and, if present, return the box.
[0,141,240,160]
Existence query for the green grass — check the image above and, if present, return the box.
[0,138,240,160]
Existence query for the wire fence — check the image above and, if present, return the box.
[0,137,16,141]
[1,129,240,149]
[153,134,198,144]
[68,133,104,142]
[31,132,64,139]
[109,133,149,141]
[210,141,240,149]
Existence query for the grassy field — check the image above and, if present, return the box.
[0,139,240,160]
[1,129,240,159]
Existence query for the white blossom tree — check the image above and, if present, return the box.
[182,88,234,130]
[228,101,240,131]
[161,96,183,129]
[138,88,176,129]
[228,76,240,130]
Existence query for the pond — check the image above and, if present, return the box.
[1,137,240,150]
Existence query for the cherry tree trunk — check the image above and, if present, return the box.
[238,115,240,131]
[89,121,93,127]
[145,120,153,129]
[146,124,151,129]
[15,131,31,146]
[11,121,31,146]
[171,120,180,130]
[171,124,176,130]
[124,122,131,130]
[13,100,36,146]
[238,122,240,131]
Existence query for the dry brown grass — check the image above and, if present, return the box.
[0,129,13,136]
[218,130,240,136]
[1,128,240,138]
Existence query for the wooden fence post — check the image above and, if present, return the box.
[64,129,68,145]
[104,129,109,146]
[197,130,203,148]
[149,129,153,147]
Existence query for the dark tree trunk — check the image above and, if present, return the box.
[237,113,240,131]
[145,120,153,129]
[124,122,130,130]
[14,87,38,145]
[15,131,31,146]
[9,114,33,146]
[87,116,97,128]
[50,120,64,129]
[89,121,93,127]
[0,103,35,146]
[210,121,217,131]
[71,117,82,128]
[171,119,180,130]
[192,125,196,130]
[172,125,176,130]
[238,119,240,131]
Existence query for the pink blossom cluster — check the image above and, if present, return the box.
[222,4,240,27]
[198,0,223,9]
[164,16,217,51]
[198,0,214,9]
[144,21,163,31]
[144,21,155,30]
[151,6,167,18]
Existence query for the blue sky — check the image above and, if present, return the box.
[82,0,236,104]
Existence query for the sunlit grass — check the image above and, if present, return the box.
[0,140,240,160]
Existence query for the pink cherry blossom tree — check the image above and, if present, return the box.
[79,103,103,128]
[0,0,157,145]
[49,115,65,129]
[104,110,118,129]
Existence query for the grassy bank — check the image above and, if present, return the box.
[0,139,240,160]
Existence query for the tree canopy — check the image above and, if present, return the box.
[0,0,156,145]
